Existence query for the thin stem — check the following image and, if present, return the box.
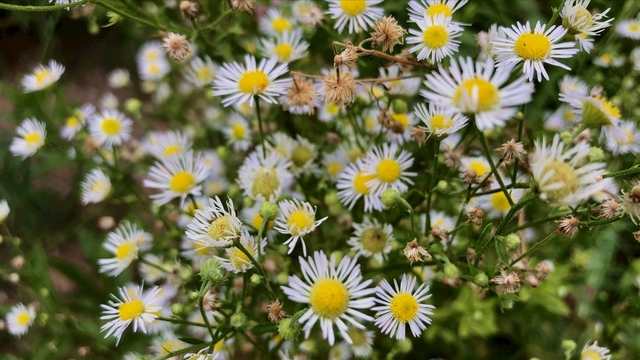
[603,166,640,178]
[93,0,167,31]
[545,0,567,28]
[476,126,514,206]
[202,9,233,30]
[583,215,625,227]
[255,96,266,160]
[234,242,277,301]
[509,231,559,266]
[398,198,416,239]
[471,183,530,197]
[446,222,468,236]
[139,256,171,274]
[157,316,207,327]
[0,0,89,11]
[505,214,565,233]
[154,343,208,360]
[425,138,439,236]
[511,112,525,186]
[256,216,268,264]
[333,41,433,69]
[199,296,217,353]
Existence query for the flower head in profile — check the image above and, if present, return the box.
[616,19,640,39]
[260,30,310,63]
[100,285,162,345]
[81,168,112,205]
[560,0,613,53]
[415,102,467,138]
[10,118,46,159]
[6,303,36,337]
[218,229,266,273]
[185,196,242,248]
[580,340,611,360]
[22,60,65,93]
[326,0,384,34]
[60,104,95,141]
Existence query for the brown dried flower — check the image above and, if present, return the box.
[322,70,357,107]
[179,1,198,19]
[444,146,464,169]
[370,16,407,53]
[334,46,360,68]
[555,216,580,238]
[466,205,484,226]
[535,260,554,280]
[403,239,431,265]
[162,33,191,62]
[230,0,254,14]
[495,139,527,163]
[430,226,449,242]
[634,230,640,242]
[595,198,621,219]
[267,299,287,323]
[202,288,219,312]
[282,77,318,115]
[523,272,539,288]
[411,128,427,147]
[491,269,520,294]
[97,216,116,230]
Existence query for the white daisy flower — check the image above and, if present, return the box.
[329,342,352,360]
[318,101,345,122]
[415,103,468,138]
[108,68,130,88]
[347,217,394,262]
[289,136,319,175]
[137,41,170,81]
[260,8,295,36]
[218,229,266,273]
[238,151,292,202]
[145,130,192,160]
[97,222,147,277]
[274,199,328,256]
[143,150,210,206]
[372,274,435,340]
[580,341,611,360]
[213,55,291,108]
[0,200,10,223]
[322,149,350,181]
[80,168,112,205]
[6,303,36,337]
[593,52,624,68]
[326,0,384,34]
[186,56,217,87]
[378,65,421,96]
[560,0,613,54]
[185,196,242,248]
[421,210,455,234]
[346,328,374,358]
[530,135,606,206]
[292,0,325,26]
[606,120,640,155]
[282,251,376,345]
[60,103,95,140]
[337,159,384,212]
[460,156,491,179]
[385,111,416,145]
[202,150,225,178]
[492,21,579,82]
[361,107,382,134]
[590,170,618,203]
[88,110,133,148]
[138,255,168,283]
[559,75,589,97]
[407,0,468,23]
[100,285,162,345]
[260,30,310,63]
[422,57,534,130]
[616,19,640,39]
[181,235,217,268]
[560,88,625,141]
[363,143,417,196]
[407,14,462,63]
[10,118,46,159]
[223,114,252,151]
[21,59,64,93]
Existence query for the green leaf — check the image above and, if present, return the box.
[252,322,277,334]
[495,239,510,265]
[178,337,206,345]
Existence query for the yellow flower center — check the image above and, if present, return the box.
[34,69,51,84]
[145,50,158,61]
[598,96,621,119]
[426,3,452,17]
[563,108,576,121]
[360,227,388,253]
[274,43,293,61]
[292,145,314,168]
[309,278,349,319]
[429,114,453,131]
[231,123,246,140]
[229,247,252,271]
[515,33,551,60]
[252,213,274,231]
[453,77,500,112]
[377,159,401,183]
[214,339,225,352]
[287,210,315,235]
[540,160,579,202]
[118,299,144,321]
[272,17,292,33]
[390,293,419,322]
[92,180,108,194]
[491,192,511,212]
[327,103,340,116]
[169,171,196,194]
[251,171,280,199]
[115,241,136,260]
[353,171,375,194]
[66,116,79,128]
[148,64,160,75]
[16,312,31,326]
[468,160,489,176]
[193,241,213,256]
[630,23,640,32]
[197,68,212,81]
[365,116,377,131]
[163,145,182,157]
[207,215,238,240]
[422,25,449,49]
[340,0,366,16]
[24,132,42,145]
[621,129,634,145]
[347,328,367,346]
[101,118,121,136]
[391,113,409,130]
[238,70,270,94]
[581,350,602,360]
[327,162,341,176]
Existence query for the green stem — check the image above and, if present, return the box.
[545,0,566,28]
[0,0,89,11]
[154,343,208,360]
[425,138,439,236]
[234,242,277,301]
[255,96,266,160]
[472,183,531,197]
[509,231,559,266]
[505,214,565,233]
[603,166,640,178]
[477,126,514,206]
[199,296,217,353]
[511,112,525,186]
[256,216,268,264]
[398,198,416,239]
[583,215,625,227]
[93,0,167,31]
[157,316,207,327]
[202,9,233,30]
[139,256,171,274]
[446,222,468,236]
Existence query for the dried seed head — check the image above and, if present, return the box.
[430,226,449,242]
[595,198,621,219]
[322,70,357,108]
[334,46,360,68]
[411,128,427,147]
[634,230,640,242]
[556,216,580,238]
[97,216,116,230]
[495,139,527,163]
[444,146,464,169]
[461,168,479,185]
[230,0,254,14]
[10,256,24,270]
[523,272,539,288]
[466,205,484,226]
[179,1,198,19]
[267,299,287,323]
[282,77,318,115]
[491,269,520,294]
[535,260,554,280]
[395,49,415,72]
[403,239,431,265]
[325,132,341,145]
[162,33,191,62]
[202,288,219,312]
[370,16,407,53]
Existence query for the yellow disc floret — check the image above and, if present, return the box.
[169,171,196,194]
[239,70,270,94]
[390,293,419,323]
[423,25,449,49]
[429,114,453,131]
[360,227,388,253]
[17,312,31,326]
[272,17,292,33]
[453,77,500,112]
[24,132,42,145]
[340,0,366,16]
[208,215,238,240]
[101,117,121,136]
[287,210,315,235]
[515,33,551,60]
[274,44,293,61]
[292,145,314,168]
[354,171,376,194]
[540,160,579,202]
[118,299,144,321]
[251,172,280,199]
[229,247,252,271]
[116,241,137,260]
[581,350,603,360]
[377,159,401,183]
[309,278,349,318]
[426,3,452,18]
[491,192,511,212]
[163,145,182,157]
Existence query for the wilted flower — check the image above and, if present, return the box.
[370,16,406,53]
[556,216,580,238]
[495,139,527,162]
[491,269,520,294]
[403,239,430,265]
[322,70,357,107]
[162,33,191,62]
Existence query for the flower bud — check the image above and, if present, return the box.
[324,191,340,206]
[278,318,301,342]
[200,259,227,285]
[259,201,279,221]
[189,291,199,301]
[588,147,604,162]
[38,313,49,326]
[250,274,262,286]
[560,131,573,145]
[391,99,408,114]
[171,303,185,315]
[230,309,247,328]
[397,339,413,353]
[215,146,229,160]
[504,233,521,251]
[436,180,448,192]
[124,98,142,115]
[561,339,577,353]
[473,272,489,287]
[179,266,194,282]
[444,263,459,279]
[381,188,401,207]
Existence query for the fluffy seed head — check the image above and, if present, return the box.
[230,0,254,14]
[283,77,317,114]
[162,33,191,61]
[179,1,198,19]
[370,16,407,53]
[322,70,357,107]
[556,216,580,238]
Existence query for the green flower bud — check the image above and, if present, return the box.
[324,191,340,206]
[38,313,49,326]
[230,310,247,329]
[250,274,262,286]
[515,112,524,121]
[188,292,199,301]
[243,196,254,209]
[561,340,577,352]
[391,99,408,114]
[179,266,194,283]
[171,303,185,315]
[560,131,572,145]
[39,288,50,298]
[504,233,521,251]
[397,339,413,353]
[216,146,229,160]
[200,258,227,285]
[473,272,489,287]
[444,263,459,279]
[227,184,241,198]
[436,180,448,192]
[381,188,401,207]
[588,147,604,162]
[276,272,289,284]
[124,98,142,115]
[259,201,279,221]
[278,318,301,342]
[88,20,100,35]
[328,203,343,215]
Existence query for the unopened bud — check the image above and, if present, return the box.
[250,274,262,285]
[278,318,301,342]
[259,201,279,221]
[391,99,408,114]
[504,233,521,251]
[124,98,142,115]
[381,188,401,207]
[560,131,572,145]
[474,272,489,287]
[230,308,247,328]
[397,339,413,353]
[200,258,227,285]
[588,147,604,162]
[436,180,448,192]
[171,303,185,315]
[561,339,577,353]
[444,263,459,279]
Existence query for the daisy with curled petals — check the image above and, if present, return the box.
[21,60,65,93]
[580,341,611,360]
[100,284,162,345]
[560,0,612,54]
[606,120,640,156]
[372,274,435,340]
[282,251,376,345]
[10,118,46,159]
[406,14,462,63]
[260,30,310,63]
[6,303,36,337]
[407,0,468,23]
[89,110,133,148]
[337,159,384,212]
[326,0,384,34]
[98,222,145,277]
[363,143,417,196]
[275,199,327,256]
[218,229,266,273]
[60,103,95,141]
[616,19,640,40]
[143,150,210,206]
[421,56,534,130]
[213,55,291,108]
[530,134,605,207]
[491,21,579,82]
[186,56,217,87]
[347,217,394,262]
[80,168,112,205]
[560,88,626,141]
[415,103,468,138]
[238,151,292,202]
[145,130,192,160]
[185,196,242,248]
